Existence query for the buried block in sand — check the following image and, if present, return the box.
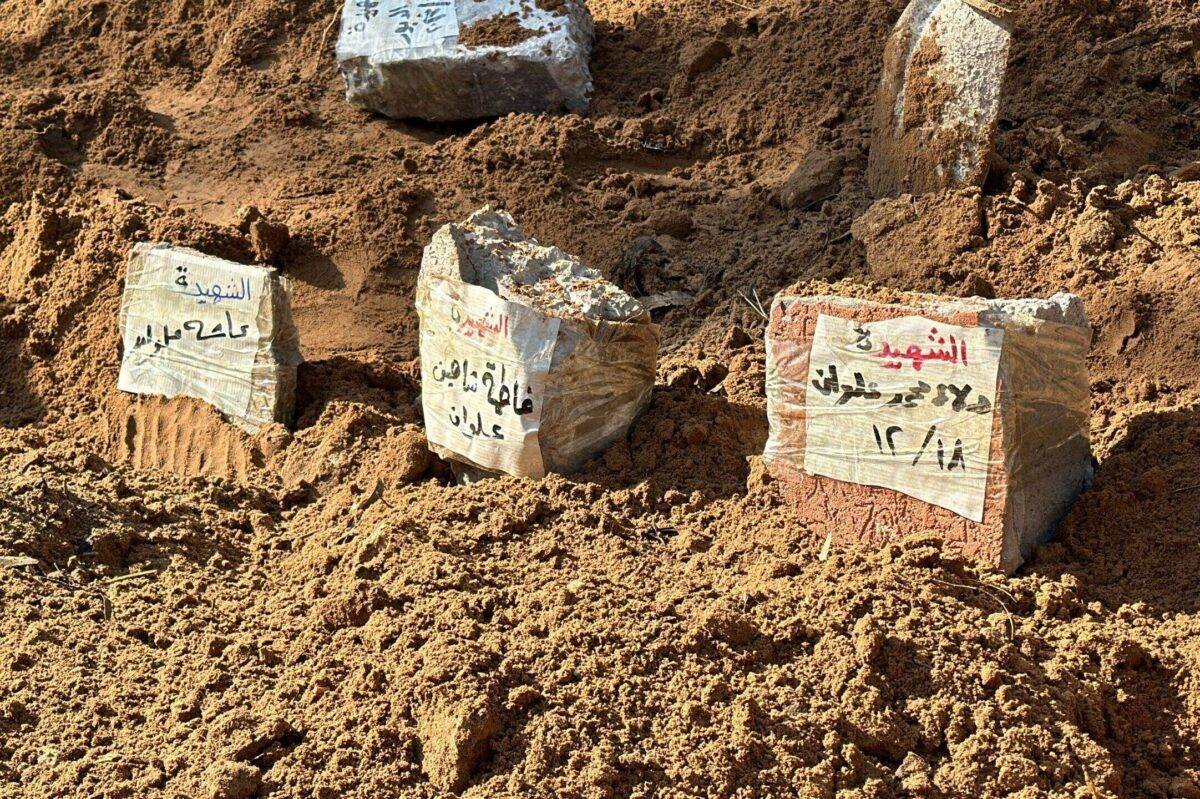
[117,243,302,433]
[416,207,658,479]
[336,0,594,121]
[764,289,1091,573]
[867,0,1014,197]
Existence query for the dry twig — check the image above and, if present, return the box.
[103,569,158,586]
[926,574,1017,640]
[309,12,340,78]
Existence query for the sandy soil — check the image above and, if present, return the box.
[0,0,1198,797]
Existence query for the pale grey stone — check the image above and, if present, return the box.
[336,0,593,121]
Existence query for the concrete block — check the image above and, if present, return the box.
[336,0,593,121]
[117,243,302,433]
[867,0,1013,197]
[416,207,658,478]
[764,290,1091,573]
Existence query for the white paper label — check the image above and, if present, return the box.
[338,0,458,59]
[118,246,272,421]
[417,276,559,478]
[803,314,1004,521]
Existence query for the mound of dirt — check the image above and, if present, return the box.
[0,0,1198,796]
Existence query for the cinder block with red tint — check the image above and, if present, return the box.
[764,291,1090,573]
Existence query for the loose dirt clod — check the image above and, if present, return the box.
[204,761,262,799]
[776,148,847,210]
[416,692,502,792]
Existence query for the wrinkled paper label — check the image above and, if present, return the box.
[418,276,559,478]
[118,246,272,421]
[803,314,1004,521]
[337,0,459,59]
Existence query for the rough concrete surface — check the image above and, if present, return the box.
[867,0,1013,196]
[423,206,646,323]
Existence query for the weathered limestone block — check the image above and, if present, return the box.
[765,290,1091,573]
[416,207,658,478]
[867,0,1013,197]
[117,243,302,433]
[336,0,593,121]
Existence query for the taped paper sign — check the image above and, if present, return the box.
[802,314,1004,521]
[336,0,593,122]
[337,0,459,60]
[417,275,560,478]
[117,243,300,432]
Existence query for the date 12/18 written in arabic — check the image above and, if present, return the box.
[872,423,969,472]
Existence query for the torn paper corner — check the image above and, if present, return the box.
[116,243,302,433]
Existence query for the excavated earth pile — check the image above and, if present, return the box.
[0,0,1198,797]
